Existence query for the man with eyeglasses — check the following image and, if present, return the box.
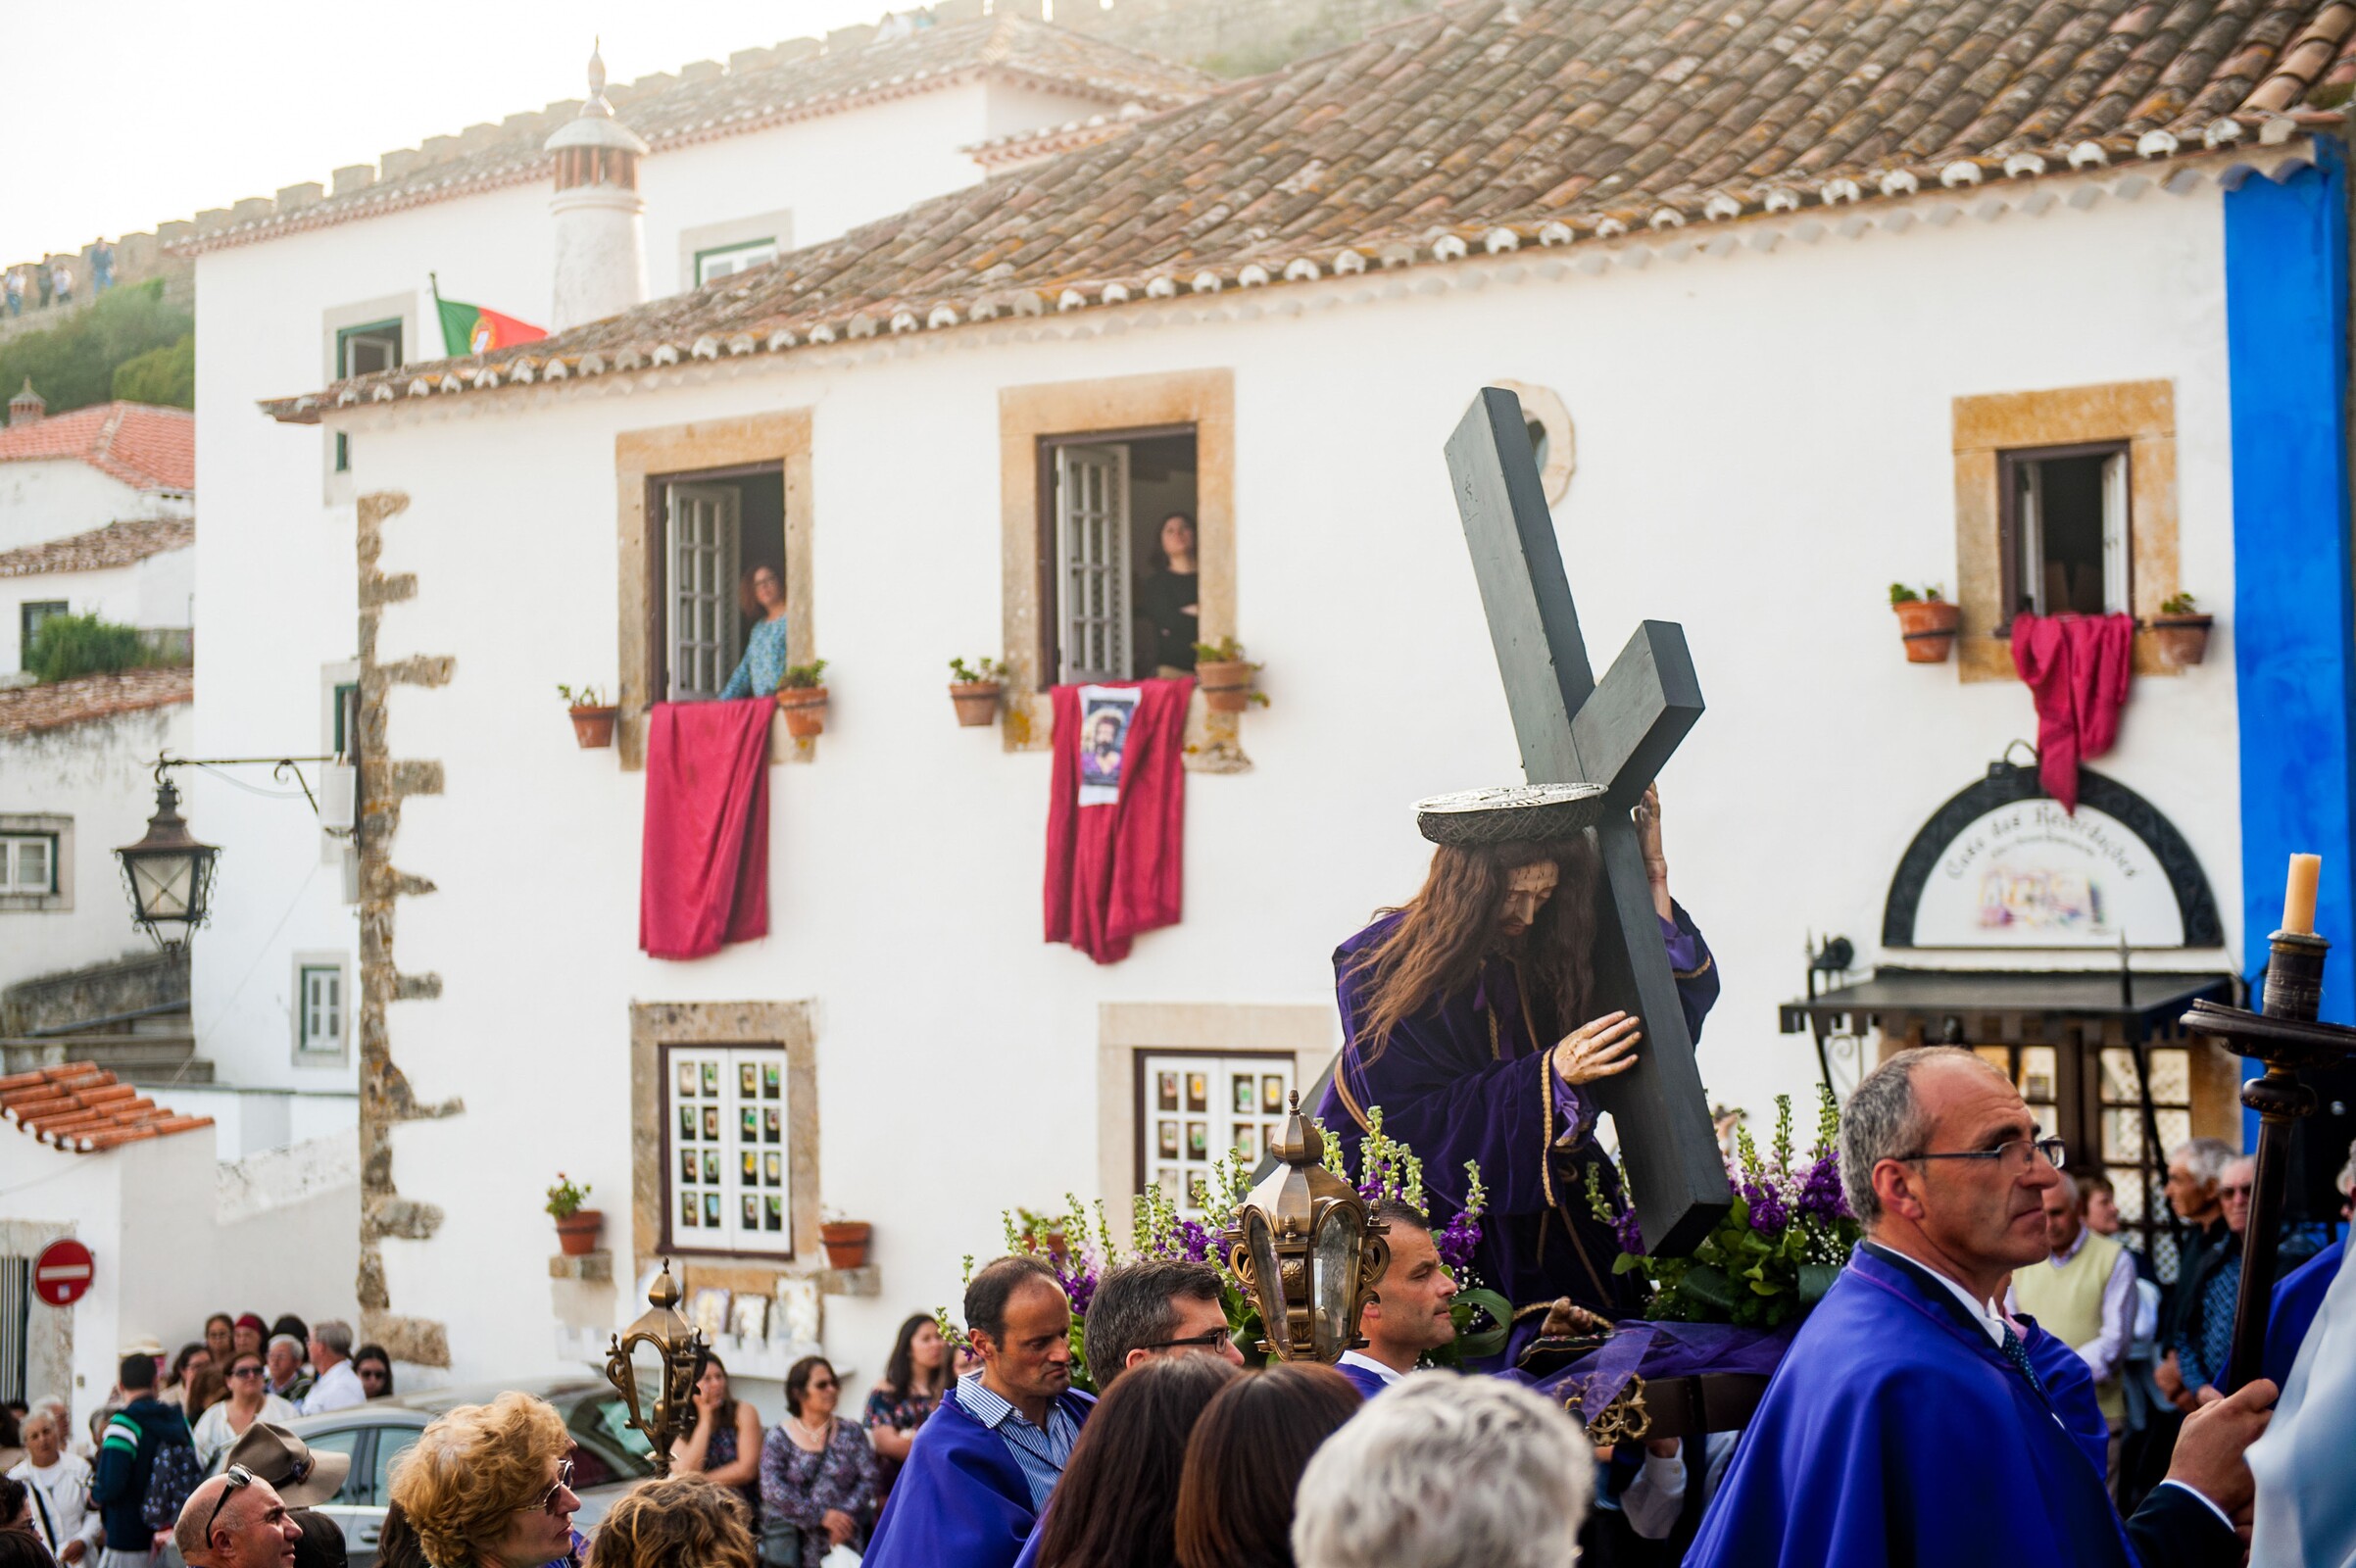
[172,1468,300,1568]
[1691,1048,2274,1568]
[1081,1258,1246,1390]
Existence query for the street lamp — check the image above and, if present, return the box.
[1218,1094,1390,1363]
[116,772,219,946]
[604,1260,706,1475]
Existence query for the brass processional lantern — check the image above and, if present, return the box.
[604,1261,707,1475]
[1218,1094,1391,1362]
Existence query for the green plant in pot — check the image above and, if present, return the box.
[558,683,618,749]
[1889,583,1960,663]
[548,1173,604,1256]
[1192,636,1269,713]
[2150,591,2213,667]
[775,660,829,739]
[948,656,1006,727]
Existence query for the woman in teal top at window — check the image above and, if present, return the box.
[720,564,791,699]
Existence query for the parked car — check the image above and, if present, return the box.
[212,1376,657,1568]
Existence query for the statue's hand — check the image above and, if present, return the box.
[1552,1011,1642,1085]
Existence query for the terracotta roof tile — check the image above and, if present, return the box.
[0,515,193,578]
[0,1063,212,1152]
[0,666,193,737]
[270,0,2356,421]
[177,16,1215,256]
[0,404,195,492]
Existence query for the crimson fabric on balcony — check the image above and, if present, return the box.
[641,698,771,958]
[2012,612,2134,813]
[1044,677,1190,963]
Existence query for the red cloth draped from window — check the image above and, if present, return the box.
[2010,612,2135,813]
[1044,678,1192,963]
[641,699,772,958]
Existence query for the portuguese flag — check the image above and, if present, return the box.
[431,273,547,357]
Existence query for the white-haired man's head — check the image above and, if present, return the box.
[1292,1372,1593,1568]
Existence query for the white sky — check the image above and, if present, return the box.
[0,1,937,262]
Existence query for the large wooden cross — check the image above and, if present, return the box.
[1445,386,1732,1256]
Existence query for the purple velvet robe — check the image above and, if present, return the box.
[1319,902,1717,1322]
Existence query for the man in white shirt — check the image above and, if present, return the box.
[296,1323,365,1416]
[2007,1171,2137,1476]
[12,1405,103,1564]
[1335,1201,1459,1398]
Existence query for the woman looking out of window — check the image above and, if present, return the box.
[1136,513,1199,678]
[719,564,790,699]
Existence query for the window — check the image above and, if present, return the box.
[665,1045,793,1257]
[654,466,784,702]
[333,320,403,473]
[1137,1053,1297,1220]
[295,958,348,1057]
[695,238,778,286]
[2101,1044,2194,1281]
[331,682,360,760]
[19,601,67,670]
[1040,428,1198,685]
[2002,444,2130,617]
[1,834,57,895]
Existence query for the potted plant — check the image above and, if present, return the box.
[2151,592,2212,667]
[820,1210,871,1270]
[558,683,619,749]
[1889,583,1961,663]
[774,660,829,739]
[1192,637,1268,713]
[547,1173,603,1256]
[948,656,1006,727]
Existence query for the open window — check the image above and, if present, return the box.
[333,321,403,473]
[2001,443,2130,617]
[650,466,784,702]
[694,239,778,286]
[1038,428,1198,685]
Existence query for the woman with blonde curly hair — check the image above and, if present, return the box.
[591,1475,755,1568]
[388,1392,583,1568]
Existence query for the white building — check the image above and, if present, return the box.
[255,0,2356,1402]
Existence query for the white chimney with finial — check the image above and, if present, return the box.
[546,39,649,332]
[8,379,44,427]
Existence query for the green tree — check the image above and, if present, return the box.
[27,613,153,683]
[111,334,194,406]
[0,280,194,415]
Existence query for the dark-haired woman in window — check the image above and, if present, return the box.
[759,1356,875,1567]
[674,1348,764,1527]
[863,1314,956,1504]
[1135,513,1199,678]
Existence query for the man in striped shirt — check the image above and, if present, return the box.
[90,1354,195,1568]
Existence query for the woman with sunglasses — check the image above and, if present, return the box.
[758,1357,875,1567]
[191,1351,297,1469]
[390,1393,582,1568]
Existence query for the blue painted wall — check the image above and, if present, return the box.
[2225,139,2356,1144]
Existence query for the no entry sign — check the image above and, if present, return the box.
[31,1240,92,1306]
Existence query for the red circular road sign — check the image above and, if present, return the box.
[31,1240,93,1306]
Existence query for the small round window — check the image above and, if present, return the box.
[1495,380,1575,505]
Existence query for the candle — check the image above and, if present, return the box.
[2283,853,2322,936]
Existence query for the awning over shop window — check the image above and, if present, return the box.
[1780,967,2236,1041]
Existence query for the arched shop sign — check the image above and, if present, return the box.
[1883,763,2223,950]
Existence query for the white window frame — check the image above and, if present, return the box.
[2010,447,2131,616]
[665,1044,794,1258]
[665,482,742,701]
[1137,1052,1298,1221]
[290,952,351,1062]
[694,238,778,286]
[1,834,57,895]
[1055,443,1132,684]
[0,815,71,912]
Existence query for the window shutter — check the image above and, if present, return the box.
[2015,463,2046,615]
[2100,451,2131,615]
[1055,444,1133,684]
[665,484,744,699]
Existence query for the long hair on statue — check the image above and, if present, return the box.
[1349,833,1600,1063]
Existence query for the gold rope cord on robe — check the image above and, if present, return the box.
[1514,961,1612,1308]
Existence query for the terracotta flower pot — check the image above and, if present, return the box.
[555,1208,605,1257]
[569,707,619,748]
[950,680,1003,727]
[820,1220,871,1271]
[1196,660,1256,713]
[775,686,829,739]
[2150,614,2213,668]
[1892,600,1961,663]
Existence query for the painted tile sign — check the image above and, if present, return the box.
[1915,800,2183,947]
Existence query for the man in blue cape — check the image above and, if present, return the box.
[864,1256,1094,1568]
[1688,1047,2274,1568]
[1321,785,1715,1326]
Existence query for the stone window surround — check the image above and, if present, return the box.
[0,813,72,912]
[290,949,352,1064]
[1096,1002,1336,1245]
[999,369,1237,759]
[630,1000,821,1300]
[614,411,815,769]
[322,293,417,507]
[1952,380,2182,684]
[678,209,795,293]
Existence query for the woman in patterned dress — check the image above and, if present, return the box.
[673,1349,764,1526]
[759,1357,876,1567]
[863,1315,956,1504]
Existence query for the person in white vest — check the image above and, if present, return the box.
[2008,1170,2136,1479]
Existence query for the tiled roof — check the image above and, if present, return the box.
[0,666,193,737]
[268,0,2356,422]
[176,16,1217,256]
[0,1063,212,1152]
[0,515,193,578]
[0,403,195,492]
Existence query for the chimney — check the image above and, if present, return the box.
[545,40,650,332]
[8,379,43,427]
